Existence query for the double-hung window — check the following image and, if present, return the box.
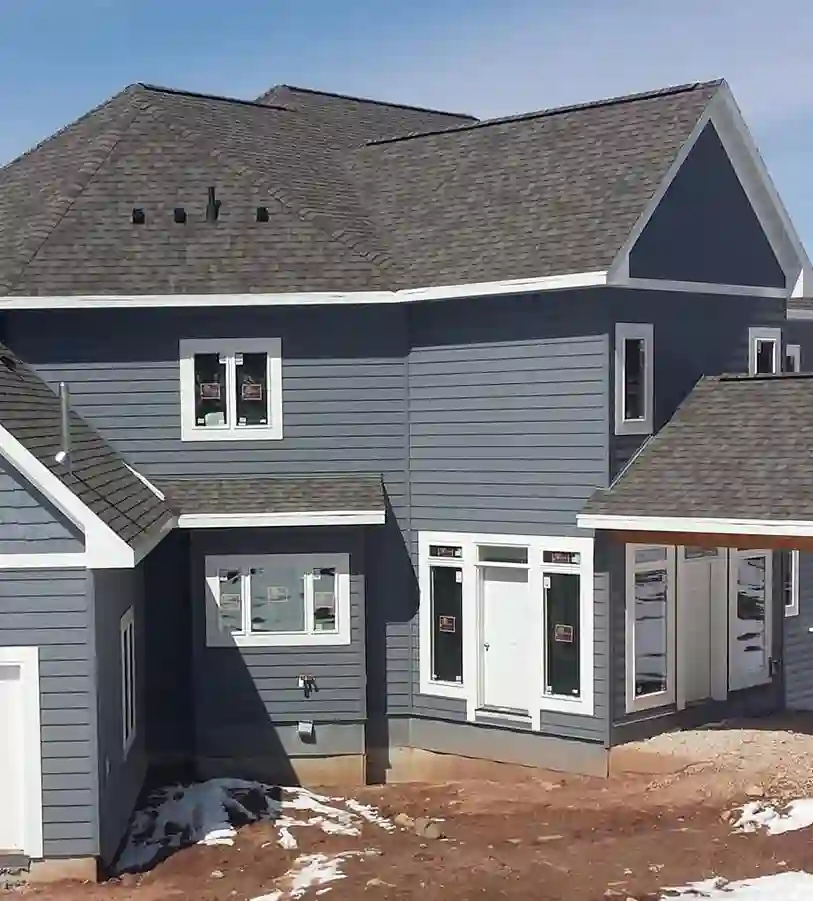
[748,327,781,375]
[615,323,654,436]
[205,553,350,647]
[120,607,136,756]
[180,338,283,441]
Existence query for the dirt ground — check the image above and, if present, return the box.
[15,716,813,901]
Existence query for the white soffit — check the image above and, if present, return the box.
[577,512,813,538]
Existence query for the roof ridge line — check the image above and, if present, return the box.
[138,83,290,112]
[367,79,725,146]
[262,84,477,120]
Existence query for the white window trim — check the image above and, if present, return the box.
[614,323,654,436]
[786,549,800,617]
[625,544,677,714]
[418,531,595,727]
[179,337,283,442]
[0,646,43,859]
[120,607,136,757]
[786,344,801,373]
[748,326,782,375]
[205,553,350,648]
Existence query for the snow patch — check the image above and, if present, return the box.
[251,850,380,901]
[343,798,395,832]
[662,871,813,899]
[733,799,813,835]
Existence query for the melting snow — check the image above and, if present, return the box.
[251,850,380,901]
[662,872,813,899]
[733,799,813,835]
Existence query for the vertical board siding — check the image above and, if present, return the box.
[628,122,785,288]
[90,566,147,865]
[190,528,366,759]
[0,462,82,553]
[0,569,96,858]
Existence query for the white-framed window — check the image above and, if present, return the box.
[625,544,676,713]
[784,549,800,618]
[179,337,283,442]
[786,344,801,373]
[120,607,136,756]
[614,323,654,436]
[748,326,781,375]
[205,553,350,648]
[418,531,595,726]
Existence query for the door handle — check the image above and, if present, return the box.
[484,642,490,650]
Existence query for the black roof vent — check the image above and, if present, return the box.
[132,208,145,225]
[205,186,221,223]
[174,207,187,224]
[256,206,269,222]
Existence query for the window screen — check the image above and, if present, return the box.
[545,572,580,697]
[430,566,463,682]
[623,337,645,421]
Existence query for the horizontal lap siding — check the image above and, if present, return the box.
[0,569,96,858]
[0,463,82,553]
[191,528,366,759]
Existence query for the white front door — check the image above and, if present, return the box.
[0,663,25,852]
[729,550,773,691]
[480,566,530,712]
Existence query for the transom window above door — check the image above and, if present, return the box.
[179,338,283,441]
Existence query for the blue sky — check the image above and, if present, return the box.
[3,0,813,250]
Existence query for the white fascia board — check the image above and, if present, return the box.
[578,512,813,538]
[0,271,609,311]
[0,422,135,568]
[608,83,810,296]
[0,553,87,569]
[177,510,386,529]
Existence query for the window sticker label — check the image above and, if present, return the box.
[241,382,263,400]
[455,570,462,583]
[199,382,221,400]
[267,586,290,604]
[438,615,456,633]
[554,624,574,643]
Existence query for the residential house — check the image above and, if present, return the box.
[0,77,810,876]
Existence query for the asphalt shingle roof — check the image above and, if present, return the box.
[583,374,813,523]
[0,344,175,545]
[158,475,385,516]
[0,79,723,296]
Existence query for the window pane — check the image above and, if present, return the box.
[217,569,244,633]
[684,547,718,560]
[635,546,667,565]
[195,353,228,427]
[755,339,775,374]
[543,550,581,566]
[430,566,463,682]
[623,337,645,421]
[429,544,462,560]
[545,572,580,697]
[733,555,767,675]
[477,545,528,565]
[786,351,799,373]
[782,551,793,608]
[633,566,668,697]
[236,352,269,427]
[313,568,337,632]
[249,562,306,633]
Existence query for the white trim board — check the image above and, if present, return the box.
[0,646,44,859]
[0,553,87,570]
[787,305,813,321]
[578,512,813,538]
[178,510,385,529]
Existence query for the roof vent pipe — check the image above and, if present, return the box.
[54,382,72,472]
[205,186,221,222]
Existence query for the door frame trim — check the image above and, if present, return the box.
[0,646,43,859]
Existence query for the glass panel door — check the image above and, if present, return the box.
[729,551,772,691]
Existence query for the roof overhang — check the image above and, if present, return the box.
[577,512,813,551]
[177,509,386,529]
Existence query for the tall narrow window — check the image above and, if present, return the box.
[615,323,653,436]
[786,344,801,373]
[120,607,136,756]
[430,565,463,683]
[544,572,580,698]
[784,550,800,617]
[748,327,781,375]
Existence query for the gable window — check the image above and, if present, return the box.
[786,344,801,373]
[205,553,350,647]
[748,327,781,375]
[614,323,654,436]
[180,338,282,441]
[784,550,800,617]
[120,607,136,756]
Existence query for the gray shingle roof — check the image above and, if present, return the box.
[0,344,175,545]
[158,475,384,516]
[0,79,722,296]
[583,374,813,523]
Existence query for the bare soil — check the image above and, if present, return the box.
[15,717,813,901]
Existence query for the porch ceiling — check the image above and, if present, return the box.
[578,372,813,549]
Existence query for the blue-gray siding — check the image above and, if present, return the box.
[629,122,785,289]
[90,566,147,865]
[0,462,82,553]
[0,569,96,859]
[189,527,366,762]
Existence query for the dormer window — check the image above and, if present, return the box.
[614,323,654,436]
[748,327,781,375]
